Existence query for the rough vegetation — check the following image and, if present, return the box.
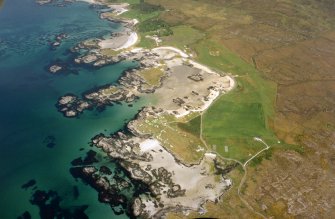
[124,0,335,218]
[138,18,173,37]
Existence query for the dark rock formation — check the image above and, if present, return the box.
[30,189,89,219]
[21,179,37,190]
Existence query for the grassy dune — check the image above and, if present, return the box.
[161,25,204,49]
[137,67,164,86]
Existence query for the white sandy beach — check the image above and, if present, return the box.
[76,0,97,4]
[98,31,138,50]
[188,59,217,74]
[77,0,138,51]
[106,3,130,15]
[115,32,138,50]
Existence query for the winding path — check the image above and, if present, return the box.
[198,91,271,218]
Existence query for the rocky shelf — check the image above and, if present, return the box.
[90,119,235,218]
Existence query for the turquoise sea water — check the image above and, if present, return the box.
[0,0,146,218]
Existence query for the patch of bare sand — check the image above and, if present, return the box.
[150,48,235,117]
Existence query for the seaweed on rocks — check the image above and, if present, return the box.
[21,179,37,190]
[17,211,31,219]
[43,135,56,149]
[29,189,89,219]
[70,145,151,218]
[69,165,141,218]
[71,150,99,166]
[73,186,80,199]
[100,166,113,175]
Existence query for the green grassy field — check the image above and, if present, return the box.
[161,25,205,50]
[204,102,268,137]
[203,101,268,162]
[191,39,278,162]
[177,115,201,137]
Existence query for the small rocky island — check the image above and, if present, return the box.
[50,33,68,50]
[49,64,64,74]
[56,94,92,117]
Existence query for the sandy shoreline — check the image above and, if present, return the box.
[77,0,138,51]
[76,0,97,4]
[98,31,138,50]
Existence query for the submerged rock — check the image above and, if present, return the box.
[29,189,89,219]
[17,211,31,219]
[21,179,37,190]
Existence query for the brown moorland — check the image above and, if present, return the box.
[144,0,335,218]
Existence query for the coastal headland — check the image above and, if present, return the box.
[38,0,239,218]
[38,0,330,218]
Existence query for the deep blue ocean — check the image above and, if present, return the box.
[0,0,146,218]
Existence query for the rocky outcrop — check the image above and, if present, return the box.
[56,94,92,118]
[49,64,63,74]
[188,73,204,81]
[132,198,143,217]
[84,85,138,106]
[50,33,67,50]
[56,83,141,118]
[93,133,153,162]
[36,0,52,5]
[70,166,128,214]
[91,129,234,218]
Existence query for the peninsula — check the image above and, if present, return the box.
[38,0,239,217]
